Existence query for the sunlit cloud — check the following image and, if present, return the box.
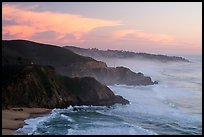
[77,28,179,54]
[2,4,123,44]
[112,29,175,43]
[2,3,199,55]
[3,25,36,39]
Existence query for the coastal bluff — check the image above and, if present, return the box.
[2,65,129,109]
[3,40,157,86]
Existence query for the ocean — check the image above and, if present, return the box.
[16,55,202,135]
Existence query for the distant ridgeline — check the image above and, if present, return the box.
[64,46,190,63]
[2,40,157,86]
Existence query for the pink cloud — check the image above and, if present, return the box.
[3,4,197,55]
[112,29,175,44]
[2,4,122,44]
[76,28,181,54]
[3,25,36,39]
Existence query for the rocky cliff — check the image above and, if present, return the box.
[2,65,129,109]
[2,40,157,86]
[63,66,156,85]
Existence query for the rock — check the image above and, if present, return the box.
[2,65,129,109]
[73,107,81,112]
[65,66,156,86]
[153,81,159,84]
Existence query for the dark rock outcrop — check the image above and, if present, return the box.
[64,66,155,85]
[2,65,129,109]
[2,40,157,86]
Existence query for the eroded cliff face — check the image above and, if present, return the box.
[3,40,157,86]
[2,65,129,109]
[58,64,156,86]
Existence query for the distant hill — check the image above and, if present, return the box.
[2,64,129,109]
[2,40,157,86]
[64,46,190,62]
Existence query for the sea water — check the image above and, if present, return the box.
[16,55,202,135]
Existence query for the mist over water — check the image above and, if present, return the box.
[16,55,202,135]
[104,56,202,115]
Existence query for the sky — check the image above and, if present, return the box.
[2,2,202,55]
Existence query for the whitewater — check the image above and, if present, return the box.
[16,55,202,135]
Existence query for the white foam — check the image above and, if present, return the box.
[66,121,156,135]
[60,114,74,122]
[16,115,49,135]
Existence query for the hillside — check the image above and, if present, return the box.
[2,40,157,86]
[2,40,96,66]
[2,65,129,109]
[64,46,190,62]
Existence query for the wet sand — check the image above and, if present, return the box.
[2,108,51,135]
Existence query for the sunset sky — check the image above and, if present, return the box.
[2,2,202,55]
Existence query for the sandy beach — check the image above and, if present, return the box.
[2,108,51,135]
